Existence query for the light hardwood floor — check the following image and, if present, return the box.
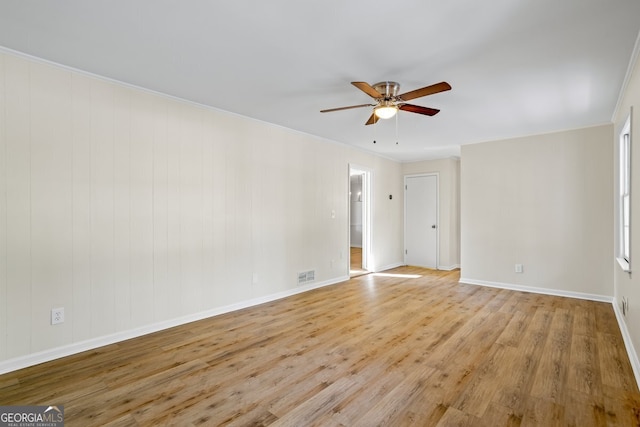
[1,267,639,426]
[349,247,368,277]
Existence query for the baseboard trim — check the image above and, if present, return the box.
[438,264,460,271]
[460,276,639,389]
[0,275,349,375]
[612,302,640,389]
[373,262,405,273]
[458,277,613,303]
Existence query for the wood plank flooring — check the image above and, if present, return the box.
[1,267,639,426]
[349,247,367,277]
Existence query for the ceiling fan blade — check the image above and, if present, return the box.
[398,82,451,101]
[320,103,375,113]
[399,104,440,116]
[365,113,380,125]
[352,82,383,99]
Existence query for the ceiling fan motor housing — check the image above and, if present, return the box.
[373,81,400,100]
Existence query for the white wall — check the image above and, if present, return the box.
[402,158,460,270]
[368,156,404,272]
[460,125,614,298]
[613,41,640,378]
[0,50,404,368]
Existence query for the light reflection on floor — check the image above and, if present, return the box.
[371,272,422,279]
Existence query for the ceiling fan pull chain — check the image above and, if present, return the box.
[373,113,377,144]
[395,112,399,145]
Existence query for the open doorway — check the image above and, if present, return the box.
[349,166,371,277]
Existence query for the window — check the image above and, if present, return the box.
[618,113,632,271]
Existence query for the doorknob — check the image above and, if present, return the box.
[431,225,437,229]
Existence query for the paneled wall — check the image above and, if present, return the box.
[0,50,404,366]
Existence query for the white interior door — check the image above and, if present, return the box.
[405,174,438,268]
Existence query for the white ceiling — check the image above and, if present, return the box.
[1,1,639,162]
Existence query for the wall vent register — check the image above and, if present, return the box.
[297,270,315,285]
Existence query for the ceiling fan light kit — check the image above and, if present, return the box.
[374,104,398,119]
[321,80,451,125]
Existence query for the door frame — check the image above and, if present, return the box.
[404,173,439,269]
[349,164,372,273]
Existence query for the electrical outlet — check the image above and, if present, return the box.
[622,297,629,316]
[515,264,524,273]
[51,307,64,325]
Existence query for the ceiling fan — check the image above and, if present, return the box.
[321,81,451,125]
